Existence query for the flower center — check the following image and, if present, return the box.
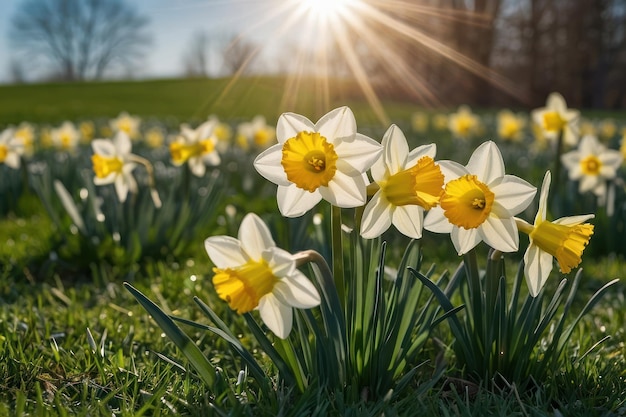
[281,131,338,192]
[440,174,495,229]
[580,155,602,176]
[382,156,443,208]
[0,145,7,162]
[92,154,124,178]
[530,220,594,273]
[542,111,566,132]
[169,139,214,164]
[60,133,73,149]
[119,119,132,134]
[212,260,279,314]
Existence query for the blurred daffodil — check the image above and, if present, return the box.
[144,127,165,148]
[497,110,525,142]
[424,141,536,255]
[254,107,382,217]
[170,120,221,177]
[79,120,95,144]
[238,115,276,149]
[51,121,79,151]
[448,105,480,139]
[110,112,141,139]
[205,213,321,339]
[14,122,35,156]
[561,134,623,198]
[0,128,24,169]
[91,131,138,202]
[361,125,443,239]
[411,111,429,133]
[531,92,579,146]
[208,115,233,153]
[598,118,617,140]
[516,171,594,296]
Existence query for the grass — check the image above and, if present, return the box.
[1,76,625,415]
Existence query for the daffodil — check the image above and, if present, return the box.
[208,115,233,153]
[516,171,594,296]
[0,128,24,169]
[51,121,79,151]
[497,109,525,142]
[411,112,429,133]
[254,107,383,217]
[598,118,617,140]
[79,121,95,143]
[169,120,220,177]
[144,127,165,149]
[110,112,141,139]
[205,213,321,339]
[531,92,579,146]
[424,141,536,255]
[560,134,623,198]
[448,105,480,139]
[238,116,276,149]
[91,131,138,202]
[14,122,35,156]
[361,125,443,239]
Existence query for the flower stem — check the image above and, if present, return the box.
[127,154,162,208]
[331,205,345,306]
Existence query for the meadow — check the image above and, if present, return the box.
[0,77,625,416]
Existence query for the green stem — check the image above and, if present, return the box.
[331,205,345,306]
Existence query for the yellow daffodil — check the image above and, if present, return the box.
[254,107,383,217]
[579,119,596,137]
[531,92,579,146]
[497,109,525,142]
[411,112,429,133]
[424,141,536,255]
[432,113,448,131]
[144,127,165,149]
[170,120,221,177]
[110,112,141,139]
[91,132,138,202]
[0,128,24,169]
[599,118,617,140]
[516,171,594,296]
[79,121,95,144]
[208,115,233,153]
[51,121,79,151]
[238,116,276,150]
[448,105,480,139]
[361,125,443,239]
[205,213,321,339]
[561,134,623,198]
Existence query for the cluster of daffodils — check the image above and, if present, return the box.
[202,106,596,339]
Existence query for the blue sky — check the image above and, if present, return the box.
[0,0,284,83]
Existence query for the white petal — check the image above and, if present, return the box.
[560,150,581,174]
[189,157,206,177]
[334,133,382,176]
[466,141,505,183]
[423,207,453,233]
[480,216,519,252]
[382,125,409,173]
[578,135,599,155]
[203,152,221,166]
[406,143,437,167]
[599,151,623,172]
[524,244,554,297]
[113,131,132,155]
[392,205,424,239]
[265,247,296,278]
[277,184,323,217]
[239,213,276,260]
[322,171,366,208]
[579,175,600,193]
[535,171,551,224]
[554,214,594,226]
[204,236,248,268]
[274,270,320,308]
[114,175,129,202]
[276,113,314,143]
[4,153,20,169]
[490,175,537,216]
[254,145,290,186]
[257,294,292,339]
[92,139,116,156]
[93,175,115,185]
[452,227,481,255]
[546,92,567,112]
[316,107,356,141]
[360,191,393,239]
[438,160,467,182]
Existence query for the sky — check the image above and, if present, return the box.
[0,0,286,83]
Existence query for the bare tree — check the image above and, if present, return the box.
[10,0,151,81]
[221,36,258,76]
[183,31,211,78]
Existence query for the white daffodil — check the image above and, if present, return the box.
[424,141,536,255]
[361,125,443,239]
[497,109,526,142]
[254,107,383,217]
[531,92,579,146]
[561,134,623,198]
[169,119,221,177]
[91,131,138,202]
[516,171,594,297]
[51,121,79,151]
[448,105,480,139]
[110,112,141,139]
[14,122,35,156]
[205,213,321,339]
[0,128,24,169]
[238,115,276,150]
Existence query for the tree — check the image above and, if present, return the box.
[10,0,151,81]
[182,31,211,78]
[221,36,258,76]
